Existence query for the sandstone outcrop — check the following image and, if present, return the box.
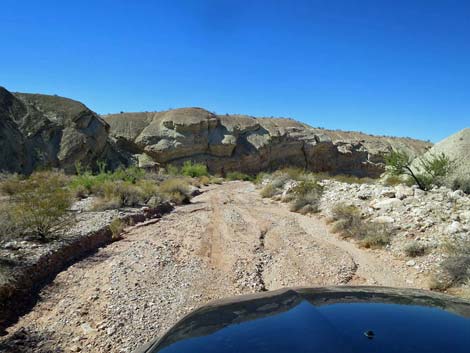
[0,87,126,173]
[104,108,431,177]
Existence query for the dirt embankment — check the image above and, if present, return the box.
[0,182,427,353]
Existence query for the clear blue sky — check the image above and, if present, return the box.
[1,1,469,142]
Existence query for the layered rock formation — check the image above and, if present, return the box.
[104,108,432,177]
[0,85,432,177]
[0,87,126,173]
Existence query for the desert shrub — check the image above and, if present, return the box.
[199,175,210,186]
[330,203,392,248]
[209,176,224,184]
[404,241,427,257]
[109,218,125,241]
[0,174,24,196]
[330,204,362,236]
[159,178,191,204]
[385,150,453,191]
[289,180,324,214]
[277,167,305,181]
[260,184,278,198]
[181,161,208,178]
[165,164,180,176]
[0,203,20,239]
[270,173,290,189]
[8,171,73,239]
[451,177,470,194]
[254,172,270,185]
[359,223,392,249]
[92,179,159,211]
[431,238,470,290]
[226,171,253,181]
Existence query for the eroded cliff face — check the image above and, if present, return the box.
[0,87,126,173]
[104,108,431,177]
[0,86,431,177]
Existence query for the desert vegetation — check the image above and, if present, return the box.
[385,150,453,191]
[329,203,393,248]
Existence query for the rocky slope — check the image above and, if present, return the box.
[104,108,431,177]
[0,85,432,176]
[413,128,470,185]
[0,87,126,174]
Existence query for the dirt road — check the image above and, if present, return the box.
[1,182,425,353]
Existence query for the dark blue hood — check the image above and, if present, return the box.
[135,286,470,353]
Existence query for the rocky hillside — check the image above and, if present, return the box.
[0,86,432,176]
[0,87,126,174]
[103,108,431,177]
[413,128,470,185]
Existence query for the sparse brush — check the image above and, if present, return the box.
[226,171,253,181]
[8,171,73,239]
[289,180,323,214]
[260,184,279,198]
[330,202,392,248]
[404,241,427,257]
[109,218,125,241]
[451,177,470,194]
[199,175,210,185]
[330,174,374,184]
[0,174,24,196]
[432,238,470,291]
[159,178,191,204]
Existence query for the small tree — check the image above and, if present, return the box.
[385,150,452,191]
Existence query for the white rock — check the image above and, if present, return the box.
[395,185,414,200]
[374,216,395,224]
[380,189,396,198]
[406,260,416,267]
[371,198,402,211]
[447,221,462,234]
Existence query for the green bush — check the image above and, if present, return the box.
[181,161,208,178]
[8,171,73,239]
[226,171,253,181]
[385,150,453,191]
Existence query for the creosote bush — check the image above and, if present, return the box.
[8,171,73,239]
[181,161,208,178]
[330,203,392,248]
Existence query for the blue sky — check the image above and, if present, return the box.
[1,0,469,142]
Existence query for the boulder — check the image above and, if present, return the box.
[0,86,127,173]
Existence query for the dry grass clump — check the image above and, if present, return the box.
[404,241,428,257]
[158,178,191,204]
[330,203,392,248]
[260,184,278,198]
[430,238,470,291]
[451,177,470,194]
[109,218,125,241]
[199,175,210,186]
[289,180,323,214]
